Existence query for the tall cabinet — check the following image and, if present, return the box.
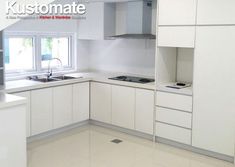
[156,0,235,160]
[192,0,235,157]
[192,26,235,157]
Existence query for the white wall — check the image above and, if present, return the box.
[87,39,155,77]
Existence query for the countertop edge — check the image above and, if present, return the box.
[5,72,156,93]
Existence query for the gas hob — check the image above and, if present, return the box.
[109,76,155,84]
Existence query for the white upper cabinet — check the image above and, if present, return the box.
[78,2,115,40]
[197,0,235,25]
[158,26,195,48]
[135,89,154,135]
[73,82,90,123]
[31,88,53,136]
[112,85,135,130]
[53,85,73,129]
[91,82,112,123]
[193,26,235,156]
[158,0,197,25]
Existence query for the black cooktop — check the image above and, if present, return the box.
[109,76,155,84]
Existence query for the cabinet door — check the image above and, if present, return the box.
[193,26,235,156]
[158,0,197,25]
[78,2,115,40]
[73,82,90,123]
[31,88,53,135]
[112,85,135,129]
[13,91,31,137]
[135,89,154,134]
[90,82,112,123]
[158,26,195,48]
[53,85,73,129]
[197,0,235,25]
[78,2,104,40]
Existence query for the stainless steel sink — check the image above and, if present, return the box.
[28,75,78,82]
[28,77,59,82]
[51,76,77,80]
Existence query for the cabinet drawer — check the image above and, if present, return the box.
[156,107,192,128]
[158,26,195,48]
[156,122,191,145]
[156,91,192,112]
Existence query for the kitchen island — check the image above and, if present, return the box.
[0,93,27,167]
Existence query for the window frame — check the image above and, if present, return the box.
[4,31,77,79]
[4,34,37,74]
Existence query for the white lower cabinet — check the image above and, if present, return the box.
[91,82,155,134]
[156,107,192,129]
[112,85,135,130]
[73,82,90,123]
[156,122,191,145]
[31,88,53,136]
[155,91,193,144]
[12,91,31,137]
[156,91,192,112]
[30,82,90,136]
[91,82,112,123]
[135,89,154,134]
[53,85,73,129]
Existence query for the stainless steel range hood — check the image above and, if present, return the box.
[110,0,156,39]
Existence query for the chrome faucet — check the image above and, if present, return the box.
[47,58,63,78]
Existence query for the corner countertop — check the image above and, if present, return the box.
[5,72,156,93]
[0,93,27,109]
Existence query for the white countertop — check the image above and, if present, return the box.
[5,72,156,93]
[156,82,193,96]
[0,93,27,109]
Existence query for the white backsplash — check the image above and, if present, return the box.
[86,39,156,77]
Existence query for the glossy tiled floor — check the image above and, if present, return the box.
[27,125,235,167]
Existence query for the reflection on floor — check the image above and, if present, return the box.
[27,125,235,167]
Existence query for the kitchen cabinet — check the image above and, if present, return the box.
[12,91,31,137]
[112,85,135,130]
[31,88,53,136]
[77,2,115,40]
[73,82,90,123]
[158,26,195,48]
[156,91,192,112]
[53,85,73,129]
[156,122,191,145]
[197,0,235,25]
[193,26,235,156]
[91,82,112,123]
[0,104,26,167]
[155,91,192,144]
[135,89,154,134]
[158,0,197,25]
[156,107,192,129]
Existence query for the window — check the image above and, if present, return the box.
[41,37,70,69]
[4,32,75,76]
[4,37,35,72]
